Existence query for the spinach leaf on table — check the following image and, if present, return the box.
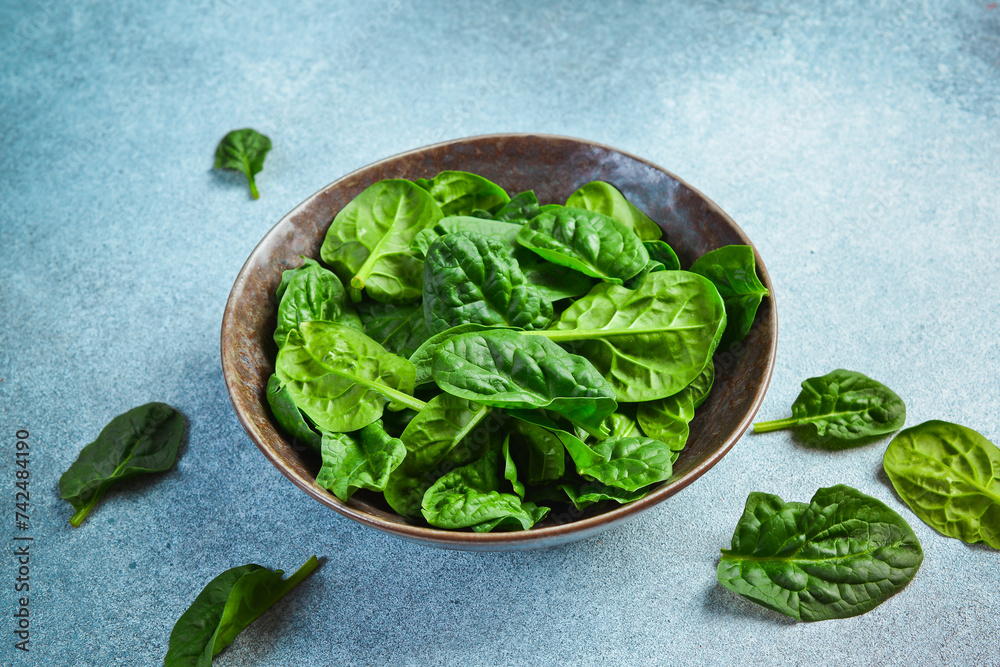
[418,170,510,216]
[754,369,906,443]
[717,485,923,621]
[421,447,548,531]
[275,322,421,433]
[213,128,271,200]
[384,394,492,518]
[316,421,406,501]
[565,180,663,241]
[883,420,1000,549]
[423,232,553,334]
[274,258,361,348]
[689,244,768,346]
[164,556,319,666]
[58,402,183,527]
[266,375,321,453]
[533,270,726,402]
[355,300,432,358]
[516,207,650,284]
[320,179,443,303]
[431,328,618,437]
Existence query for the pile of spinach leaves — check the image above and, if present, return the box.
[267,171,768,531]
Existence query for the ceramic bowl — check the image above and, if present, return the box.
[221,133,777,551]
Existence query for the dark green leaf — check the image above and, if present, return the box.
[320,179,443,303]
[516,207,649,284]
[502,435,526,499]
[635,361,714,461]
[754,369,906,443]
[408,323,505,386]
[316,421,406,501]
[274,258,362,348]
[164,556,319,666]
[558,432,674,492]
[493,190,541,222]
[644,240,680,271]
[423,232,553,334]
[58,402,183,527]
[689,245,768,345]
[213,128,271,199]
[509,417,566,484]
[274,322,421,433]
[431,329,617,435]
[420,171,510,216]
[565,181,662,241]
[518,254,596,301]
[717,485,923,621]
[560,478,649,510]
[883,420,1000,549]
[266,375,321,452]
[536,270,726,401]
[355,300,432,358]
[412,216,523,257]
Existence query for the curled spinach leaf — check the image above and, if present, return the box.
[355,300,432,358]
[502,435,526,499]
[213,128,271,200]
[58,402,183,527]
[419,171,510,216]
[509,418,566,485]
[535,270,726,402]
[717,485,923,621]
[689,245,768,345]
[423,232,553,334]
[274,258,361,348]
[316,421,406,501]
[883,420,1000,549]
[431,329,617,436]
[164,556,319,666]
[559,478,649,510]
[754,369,906,443]
[565,180,663,241]
[275,322,421,433]
[644,240,680,271]
[516,207,649,284]
[266,375,321,452]
[320,179,442,303]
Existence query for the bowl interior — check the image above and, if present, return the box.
[221,133,776,550]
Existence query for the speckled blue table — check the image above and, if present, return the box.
[3,1,999,665]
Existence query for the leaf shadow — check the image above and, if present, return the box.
[702,581,797,626]
[207,166,253,198]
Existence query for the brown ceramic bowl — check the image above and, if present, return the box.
[221,133,777,551]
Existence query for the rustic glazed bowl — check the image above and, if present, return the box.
[221,133,777,551]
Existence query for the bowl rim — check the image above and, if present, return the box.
[221,132,778,548]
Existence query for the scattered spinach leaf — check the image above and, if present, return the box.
[717,485,923,621]
[213,128,271,200]
[58,402,183,527]
[883,420,1000,549]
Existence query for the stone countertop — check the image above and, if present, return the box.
[2,1,998,665]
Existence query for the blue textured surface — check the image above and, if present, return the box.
[3,1,1000,665]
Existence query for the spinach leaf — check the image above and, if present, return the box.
[213,128,271,200]
[534,270,726,402]
[501,435,526,499]
[717,485,923,621]
[320,179,443,303]
[355,300,432,358]
[565,181,662,241]
[689,245,768,345]
[423,232,553,334]
[431,329,617,436]
[883,420,1000,549]
[754,369,906,442]
[274,258,361,348]
[644,240,680,271]
[420,447,548,531]
[494,190,541,222]
[622,258,666,290]
[164,556,319,666]
[412,216,523,256]
[509,417,565,484]
[316,421,406,501]
[518,256,596,302]
[266,375,321,452]
[608,413,643,438]
[516,207,649,284]
[275,322,421,433]
[557,431,674,492]
[559,478,649,510]
[58,402,183,527]
[636,361,714,460]
[420,171,510,216]
[408,322,505,386]
[384,394,492,518]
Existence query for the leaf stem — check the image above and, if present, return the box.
[753,417,800,433]
[248,175,259,200]
[69,494,102,527]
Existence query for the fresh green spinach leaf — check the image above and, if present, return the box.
[557,431,674,492]
[420,171,510,216]
[266,375,321,453]
[164,556,319,666]
[516,207,649,284]
[274,258,361,348]
[636,361,714,460]
[213,128,271,200]
[559,478,649,510]
[58,402,183,527]
[275,322,421,433]
[502,435,526,499]
[754,369,906,443]
[518,255,596,302]
[355,300,432,358]
[316,421,406,501]
[508,417,566,484]
[565,181,662,241]
[494,190,541,222]
[423,232,553,333]
[408,323,505,386]
[320,179,443,303]
[717,485,923,621]
[883,420,1000,549]
[644,240,680,271]
[689,245,768,345]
